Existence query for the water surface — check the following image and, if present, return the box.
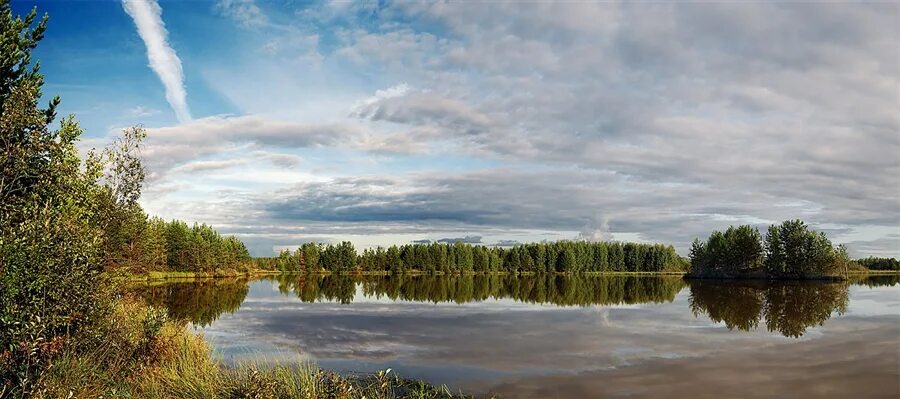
[136,274,900,398]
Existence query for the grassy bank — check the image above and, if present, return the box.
[128,269,287,282]
[30,297,478,399]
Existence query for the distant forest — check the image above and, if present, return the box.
[855,257,900,271]
[255,240,688,274]
[255,221,898,277]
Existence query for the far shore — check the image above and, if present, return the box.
[122,268,896,283]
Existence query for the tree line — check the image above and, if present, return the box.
[688,220,852,279]
[855,257,899,271]
[73,127,252,275]
[257,240,689,274]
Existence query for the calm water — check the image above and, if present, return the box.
[136,275,900,398]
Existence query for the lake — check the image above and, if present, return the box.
[135,274,900,398]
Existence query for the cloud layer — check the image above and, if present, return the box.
[125,1,897,257]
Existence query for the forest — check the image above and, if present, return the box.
[854,257,900,271]
[257,240,689,274]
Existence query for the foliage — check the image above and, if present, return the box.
[0,3,252,394]
[854,257,899,271]
[689,225,764,277]
[689,220,850,279]
[163,220,251,274]
[260,240,687,275]
[0,3,106,394]
[764,220,848,279]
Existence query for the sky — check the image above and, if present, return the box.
[14,0,899,257]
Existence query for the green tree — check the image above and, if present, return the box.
[0,3,106,392]
[765,220,845,279]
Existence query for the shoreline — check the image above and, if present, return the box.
[122,269,896,283]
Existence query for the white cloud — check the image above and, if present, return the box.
[216,0,268,28]
[170,159,247,174]
[122,0,192,123]
[127,105,161,117]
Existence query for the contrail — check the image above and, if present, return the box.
[122,0,192,123]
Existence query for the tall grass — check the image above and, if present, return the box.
[28,297,479,399]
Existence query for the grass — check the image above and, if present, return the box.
[28,296,481,399]
[122,269,287,283]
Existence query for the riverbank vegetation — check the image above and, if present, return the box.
[687,220,853,279]
[30,296,472,399]
[258,240,689,274]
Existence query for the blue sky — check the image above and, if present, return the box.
[15,1,899,256]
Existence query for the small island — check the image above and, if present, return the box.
[686,220,854,280]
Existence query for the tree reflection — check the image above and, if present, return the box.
[269,274,688,307]
[134,278,249,326]
[135,274,877,338]
[688,281,849,337]
[848,274,899,288]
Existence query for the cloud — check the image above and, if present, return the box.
[216,0,268,28]
[844,237,900,258]
[494,240,520,247]
[170,159,246,174]
[127,105,161,117]
[435,236,482,244]
[251,151,303,168]
[140,115,365,179]
[132,2,898,258]
[352,90,492,136]
[138,114,432,182]
[122,0,192,123]
[576,217,614,243]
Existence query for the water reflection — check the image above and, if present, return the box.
[271,274,686,306]
[688,281,849,337]
[130,275,898,397]
[132,274,896,337]
[134,278,249,326]
[849,274,899,287]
